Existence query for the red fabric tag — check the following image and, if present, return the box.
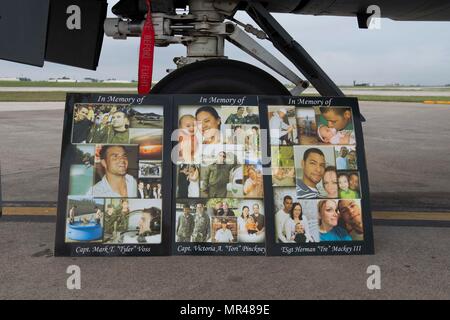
[138,0,155,95]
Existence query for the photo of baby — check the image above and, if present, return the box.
[178,114,200,164]
[314,106,356,145]
[317,125,355,145]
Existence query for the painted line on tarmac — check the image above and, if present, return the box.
[423,100,450,105]
[2,207,57,216]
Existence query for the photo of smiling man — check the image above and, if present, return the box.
[294,146,335,199]
[338,199,364,241]
[88,145,138,198]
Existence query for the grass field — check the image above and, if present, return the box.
[0,81,137,88]
[1,91,450,103]
[0,91,135,102]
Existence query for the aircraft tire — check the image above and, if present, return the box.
[151,59,290,95]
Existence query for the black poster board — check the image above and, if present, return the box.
[172,95,266,256]
[54,93,173,256]
[54,94,374,257]
[260,96,374,256]
[45,0,107,70]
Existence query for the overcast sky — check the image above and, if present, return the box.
[1,2,450,86]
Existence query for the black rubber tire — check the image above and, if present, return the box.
[152,59,291,95]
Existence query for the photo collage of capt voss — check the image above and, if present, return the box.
[174,99,266,254]
[268,102,367,248]
[64,102,165,248]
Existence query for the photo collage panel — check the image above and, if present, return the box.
[175,105,266,246]
[269,105,365,244]
[65,103,164,245]
[55,94,373,256]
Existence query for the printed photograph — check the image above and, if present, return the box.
[177,111,201,164]
[293,146,335,199]
[138,160,162,179]
[296,107,319,145]
[88,145,138,198]
[315,106,355,145]
[129,128,163,160]
[65,197,105,243]
[244,125,261,164]
[337,199,364,241]
[317,199,356,242]
[185,105,224,145]
[235,200,265,243]
[201,144,245,166]
[175,200,211,243]
[211,217,238,243]
[128,105,164,129]
[69,145,95,196]
[200,159,243,198]
[72,104,132,144]
[137,179,162,199]
[221,106,260,125]
[274,197,319,243]
[207,198,239,217]
[175,104,264,247]
[268,106,298,145]
[271,146,296,187]
[177,164,201,199]
[243,165,264,198]
[337,171,361,199]
[335,146,358,170]
[103,198,162,244]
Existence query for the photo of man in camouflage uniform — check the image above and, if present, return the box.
[176,204,194,242]
[191,203,211,243]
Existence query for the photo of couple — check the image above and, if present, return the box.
[177,105,260,164]
[275,191,364,243]
[294,146,361,199]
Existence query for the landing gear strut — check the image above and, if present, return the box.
[105,0,344,97]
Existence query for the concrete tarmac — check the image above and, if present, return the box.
[0,220,448,300]
[1,100,450,300]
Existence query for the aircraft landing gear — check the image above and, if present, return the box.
[105,0,344,97]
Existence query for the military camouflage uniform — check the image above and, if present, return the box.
[176,213,194,242]
[225,113,245,125]
[106,128,129,144]
[244,114,260,124]
[104,208,122,235]
[191,212,211,242]
[90,124,109,143]
[201,163,234,198]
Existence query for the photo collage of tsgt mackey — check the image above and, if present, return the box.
[175,105,265,244]
[268,105,364,244]
[65,103,164,245]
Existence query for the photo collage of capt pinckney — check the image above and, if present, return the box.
[54,94,374,257]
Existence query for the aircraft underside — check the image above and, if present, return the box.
[1,0,450,95]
